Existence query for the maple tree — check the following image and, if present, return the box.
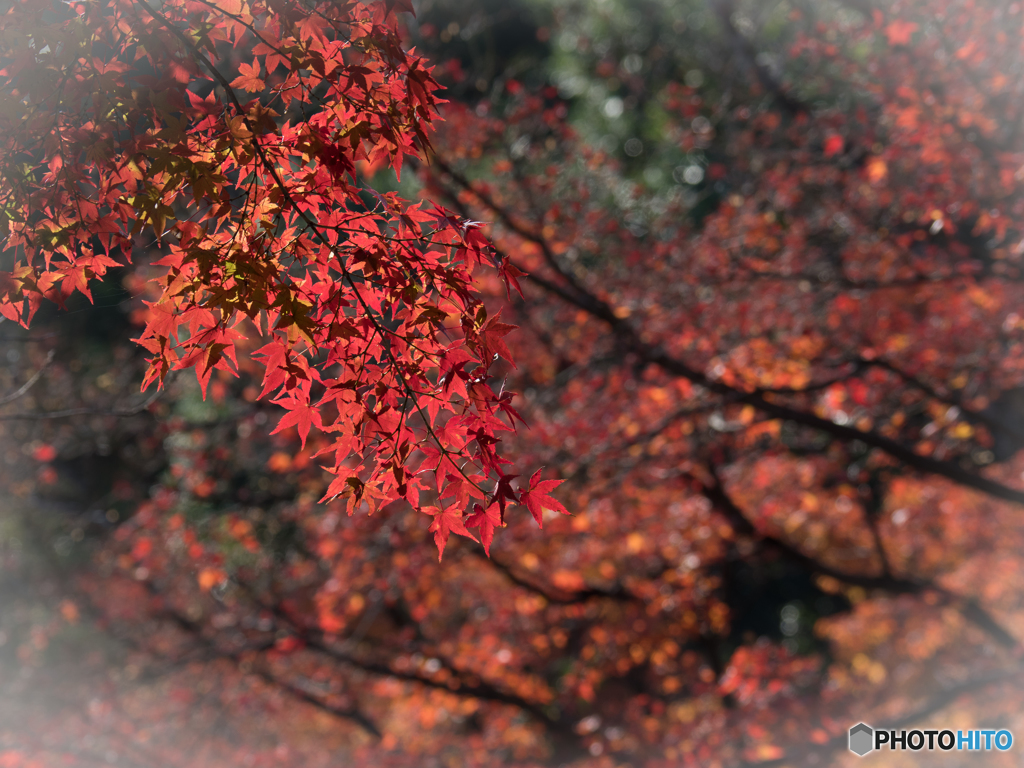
[3,0,1024,767]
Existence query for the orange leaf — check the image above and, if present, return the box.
[198,568,226,591]
[230,62,264,93]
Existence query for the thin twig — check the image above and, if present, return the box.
[0,349,54,405]
[0,376,165,420]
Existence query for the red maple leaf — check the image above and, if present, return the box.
[497,259,526,300]
[518,469,568,527]
[479,314,518,367]
[490,472,519,516]
[271,395,323,448]
[425,504,477,561]
[467,502,503,556]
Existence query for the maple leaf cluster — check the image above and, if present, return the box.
[0,0,563,558]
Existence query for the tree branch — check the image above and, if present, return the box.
[697,464,1019,650]
[0,385,163,420]
[237,586,571,733]
[469,549,635,605]
[433,161,1024,505]
[145,585,384,738]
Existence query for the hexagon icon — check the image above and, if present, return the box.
[849,723,874,757]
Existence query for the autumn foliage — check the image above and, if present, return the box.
[0,0,554,560]
[3,0,1024,766]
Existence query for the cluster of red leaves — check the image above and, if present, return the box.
[0,0,564,557]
